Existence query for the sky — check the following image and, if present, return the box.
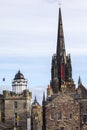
[0,0,87,103]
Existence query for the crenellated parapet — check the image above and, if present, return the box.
[3,90,32,100]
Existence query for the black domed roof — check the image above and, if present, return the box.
[14,70,25,80]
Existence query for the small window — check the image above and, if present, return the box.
[23,103,26,109]
[58,112,62,120]
[83,115,87,123]
[14,113,18,127]
[60,127,64,130]
[50,113,55,120]
[14,113,17,119]
[15,122,17,127]
[76,127,78,130]
[51,103,55,107]
[35,113,38,120]
[69,114,72,119]
[14,101,17,108]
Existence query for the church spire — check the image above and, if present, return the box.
[50,7,74,93]
[57,8,66,91]
[57,8,66,59]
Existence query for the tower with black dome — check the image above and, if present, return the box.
[12,70,27,93]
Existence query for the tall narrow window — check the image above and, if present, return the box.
[14,101,17,108]
[14,113,17,119]
[69,114,72,119]
[14,113,17,127]
[58,112,62,120]
[50,113,55,120]
[23,103,26,109]
[83,115,87,123]
[76,127,78,130]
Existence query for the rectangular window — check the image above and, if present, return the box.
[76,127,78,130]
[23,103,26,109]
[14,113,17,119]
[83,115,87,123]
[60,127,64,130]
[58,112,62,120]
[50,113,55,120]
[14,101,17,108]
[69,114,72,119]
[14,113,17,127]
[51,103,55,107]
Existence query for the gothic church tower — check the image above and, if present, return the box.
[50,8,75,94]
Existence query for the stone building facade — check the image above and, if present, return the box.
[31,97,42,130]
[45,93,80,130]
[44,85,87,130]
[42,8,87,130]
[0,71,32,130]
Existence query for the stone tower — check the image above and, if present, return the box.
[50,8,75,94]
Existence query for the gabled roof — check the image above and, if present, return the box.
[32,96,40,107]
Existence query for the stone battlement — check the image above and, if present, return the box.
[3,89,32,99]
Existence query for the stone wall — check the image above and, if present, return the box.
[31,106,42,130]
[45,93,80,130]
[80,99,87,130]
[0,90,32,130]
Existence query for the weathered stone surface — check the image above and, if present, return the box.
[0,90,32,130]
[45,93,80,130]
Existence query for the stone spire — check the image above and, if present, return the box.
[57,8,66,60]
[65,54,73,81]
[42,92,46,130]
[42,92,45,106]
[78,76,82,86]
[50,8,66,93]
[50,7,74,94]
[32,96,40,106]
[57,8,66,91]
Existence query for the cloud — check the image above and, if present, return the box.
[0,0,87,58]
[0,0,87,99]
